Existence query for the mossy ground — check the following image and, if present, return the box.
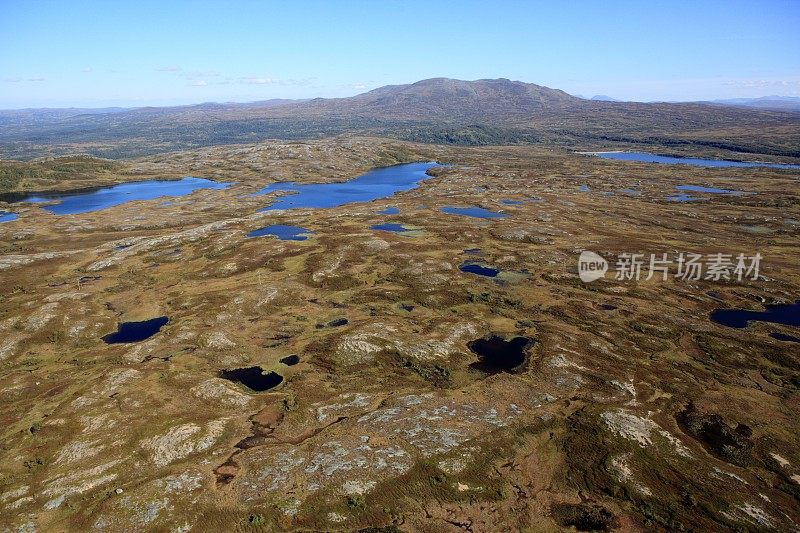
[1,137,799,531]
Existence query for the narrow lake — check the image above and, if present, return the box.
[254,162,438,211]
[371,223,409,233]
[2,177,231,215]
[710,301,800,329]
[586,152,800,169]
[247,224,313,240]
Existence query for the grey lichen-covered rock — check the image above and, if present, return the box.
[140,419,227,467]
[190,378,251,407]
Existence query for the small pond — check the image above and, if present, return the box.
[102,316,169,344]
[468,334,532,374]
[280,355,300,366]
[459,261,500,278]
[220,366,283,392]
[247,224,313,240]
[0,211,18,223]
[371,223,409,233]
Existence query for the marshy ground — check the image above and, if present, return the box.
[1,136,798,531]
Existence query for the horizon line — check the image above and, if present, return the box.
[1,76,799,112]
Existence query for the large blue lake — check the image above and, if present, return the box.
[7,177,231,215]
[253,162,438,211]
[589,152,800,169]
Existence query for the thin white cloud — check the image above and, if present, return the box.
[190,80,208,87]
[238,76,313,87]
[241,77,274,85]
[353,84,367,90]
[722,79,800,88]
[27,77,45,82]
[179,70,219,80]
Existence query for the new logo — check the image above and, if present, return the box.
[578,251,608,283]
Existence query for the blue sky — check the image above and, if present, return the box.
[1,0,799,108]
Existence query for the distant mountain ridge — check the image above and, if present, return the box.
[302,78,580,120]
[709,96,800,112]
[0,78,798,160]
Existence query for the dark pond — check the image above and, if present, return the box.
[578,185,590,192]
[5,177,231,215]
[463,248,482,255]
[459,261,499,278]
[710,300,800,329]
[590,152,800,169]
[102,316,169,344]
[279,354,301,366]
[599,304,618,311]
[770,332,800,343]
[254,162,437,211]
[371,223,408,233]
[441,206,508,219]
[0,211,18,223]
[220,366,283,391]
[379,207,400,215]
[500,199,522,205]
[247,224,313,240]
[468,334,531,374]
